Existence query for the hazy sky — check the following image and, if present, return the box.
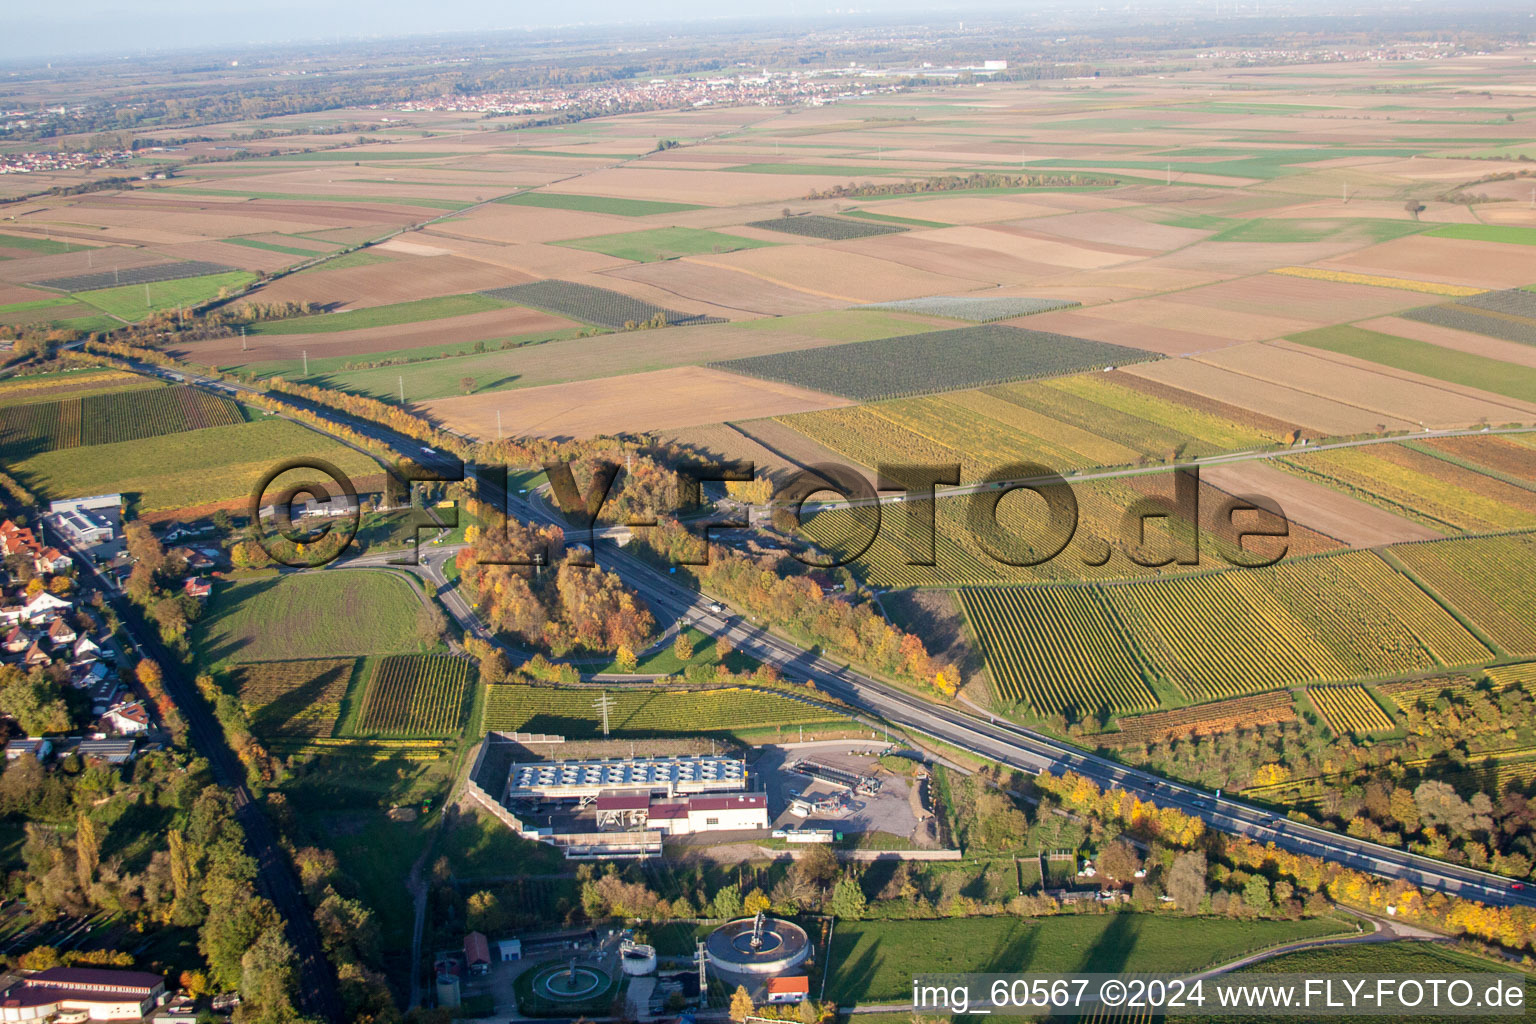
[4,0,975,62]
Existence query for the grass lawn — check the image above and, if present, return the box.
[824,915,1352,1003]
[197,569,429,668]
[0,233,77,254]
[5,414,380,516]
[496,192,704,216]
[74,271,256,321]
[438,806,565,881]
[554,226,776,262]
[1288,324,1536,404]
[1425,223,1536,246]
[248,292,511,335]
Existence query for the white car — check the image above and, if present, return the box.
[421,447,436,455]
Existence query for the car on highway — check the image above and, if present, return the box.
[1514,882,1525,891]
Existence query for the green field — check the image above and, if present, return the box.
[5,415,380,515]
[1288,324,1536,404]
[223,237,325,257]
[74,271,256,321]
[843,208,950,229]
[315,309,936,400]
[481,682,846,738]
[233,325,589,380]
[1192,943,1535,1024]
[1208,218,1427,244]
[495,192,704,216]
[554,226,776,262]
[1425,223,1536,246]
[198,570,427,668]
[824,916,1351,1003]
[292,249,392,273]
[0,296,78,315]
[166,187,468,210]
[247,292,512,336]
[0,384,245,457]
[0,233,77,254]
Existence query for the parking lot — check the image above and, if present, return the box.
[751,740,934,847]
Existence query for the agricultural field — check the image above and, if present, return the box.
[3,415,381,516]
[0,384,244,456]
[957,586,1158,719]
[1107,691,1297,746]
[746,214,907,239]
[553,226,775,262]
[714,324,1154,401]
[823,916,1351,1005]
[229,658,357,739]
[495,192,703,216]
[1278,444,1536,534]
[32,259,240,292]
[70,271,257,321]
[246,292,513,335]
[480,682,846,738]
[1286,324,1536,404]
[0,368,161,406]
[356,655,471,737]
[1307,684,1395,736]
[960,549,1490,718]
[196,569,429,668]
[1393,534,1536,657]
[480,280,725,329]
[776,369,1281,482]
[860,295,1079,322]
[1400,292,1536,347]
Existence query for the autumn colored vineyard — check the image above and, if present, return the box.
[1308,685,1395,736]
[358,654,471,736]
[1107,690,1296,746]
[960,550,1490,719]
[1395,534,1536,657]
[0,384,245,455]
[230,658,355,738]
[482,683,847,738]
[958,585,1157,718]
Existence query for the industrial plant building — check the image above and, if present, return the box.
[468,737,770,858]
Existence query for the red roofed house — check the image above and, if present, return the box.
[766,976,810,1004]
[182,578,212,600]
[0,965,165,1020]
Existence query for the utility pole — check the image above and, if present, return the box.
[594,692,612,738]
[143,283,150,308]
[1167,163,1172,186]
[240,326,247,351]
[496,409,502,440]
[302,350,309,376]
[399,376,405,403]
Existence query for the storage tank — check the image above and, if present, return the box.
[620,939,658,976]
[437,971,462,1009]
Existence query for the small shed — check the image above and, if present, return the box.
[465,932,490,975]
[497,938,522,962]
